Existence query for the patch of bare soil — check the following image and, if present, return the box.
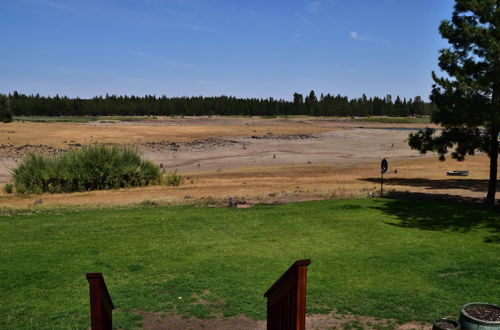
[139,313,265,330]
[0,143,65,158]
[0,117,493,209]
[138,311,430,329]
[306,312,429,330]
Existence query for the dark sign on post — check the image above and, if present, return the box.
[381,158,388,174]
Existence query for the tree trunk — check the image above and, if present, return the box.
[486,130,499,206]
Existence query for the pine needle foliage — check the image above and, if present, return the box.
[12,145,162,194]
[408,0,499,205]
[0,94,13,123]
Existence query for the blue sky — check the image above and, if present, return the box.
[0,0,454,100]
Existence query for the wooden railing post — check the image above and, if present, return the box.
[86,273,115,330]
[264,259,311,330]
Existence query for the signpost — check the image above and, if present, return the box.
[380,158,388,197]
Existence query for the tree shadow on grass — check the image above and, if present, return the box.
[370,192,500,244]
[360,177,490,193]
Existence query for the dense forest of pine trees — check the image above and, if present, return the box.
[4,91,433,117]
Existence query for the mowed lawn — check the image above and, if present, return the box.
[0,199,498,329]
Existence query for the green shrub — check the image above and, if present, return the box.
[12,145,162,194]
[3,183,13,194]
[165,170,183,187]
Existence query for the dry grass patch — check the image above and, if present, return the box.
[0,154,492,209]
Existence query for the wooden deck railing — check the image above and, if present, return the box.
[85,261,310,329]
[264,259,311,330]
[86,273,115,330]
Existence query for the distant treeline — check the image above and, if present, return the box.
[7,91,433,117]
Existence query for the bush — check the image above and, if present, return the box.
[3,183,13,194]
[165,170,183,187]
[12,145,162,194]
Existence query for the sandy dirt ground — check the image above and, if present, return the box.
[0,116,494,209]
[139,310,430,329]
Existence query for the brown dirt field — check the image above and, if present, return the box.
[139,310,430,329]
[0,116,495,209]
[0,118,330,149]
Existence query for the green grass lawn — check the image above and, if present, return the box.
[0,199,498,329]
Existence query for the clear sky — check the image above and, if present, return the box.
[0,0,455,100]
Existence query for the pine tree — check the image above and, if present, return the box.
[305,90,318,116]
[0,94,13,123]
[412,96,425,116]
[293,92,304,105]
[293,92,304,115]
[408,0,499,205]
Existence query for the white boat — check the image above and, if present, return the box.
[446,170,469,176]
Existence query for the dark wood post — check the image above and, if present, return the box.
[380,171,384,197]
[264,259,311,330]
[86,273,115,330]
